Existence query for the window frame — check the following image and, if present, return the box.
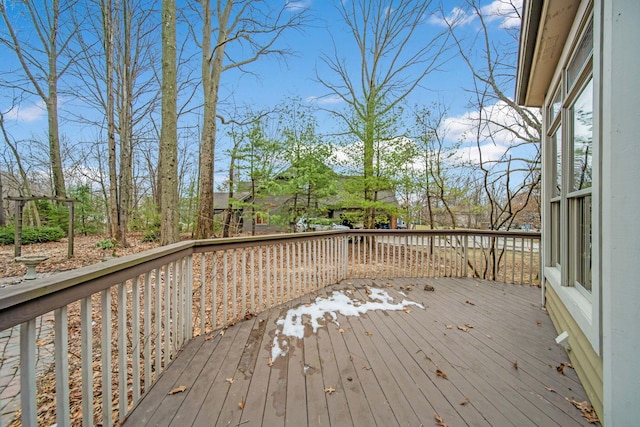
[542,2,600,355]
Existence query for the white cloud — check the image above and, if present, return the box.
[428,7,475,27]
[480,0,522,29]
[306,94,344,105]
[440,99,540,164]
[4,101,46,123]
[429,0,522,29]
[285,0,311,12]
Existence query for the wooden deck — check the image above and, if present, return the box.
[123,278,594,426]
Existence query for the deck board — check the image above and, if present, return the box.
[123,277,596,427]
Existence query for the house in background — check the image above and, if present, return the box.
[516,0,639,424]
[231,175,400,234]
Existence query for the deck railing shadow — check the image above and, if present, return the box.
[0,229,539,427]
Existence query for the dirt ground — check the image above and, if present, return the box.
[0,233,162,286]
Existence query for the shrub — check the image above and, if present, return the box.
[142,229,160,242]
[95,237,119,251]
[0,226,66,245]
[0,226,14,245]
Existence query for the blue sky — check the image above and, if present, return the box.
[1,0,529,188]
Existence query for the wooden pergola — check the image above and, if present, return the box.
[6,196,77,258]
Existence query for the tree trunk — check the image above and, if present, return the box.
[159,0,179,245]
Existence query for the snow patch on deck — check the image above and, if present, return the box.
[271,287,423,362]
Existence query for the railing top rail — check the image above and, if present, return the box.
[349,228,541,239]
[0,241,195,330]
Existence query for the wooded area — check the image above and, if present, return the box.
[0,0,541,248]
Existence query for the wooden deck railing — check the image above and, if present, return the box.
[0,229,539,427]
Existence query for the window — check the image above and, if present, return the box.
[569,79,593,293]
[255,213,269,225]
[545,15,593,295]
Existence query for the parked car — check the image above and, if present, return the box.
[296,218,349,232]
[396,219,407,229]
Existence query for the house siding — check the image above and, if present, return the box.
[545,284,603,418]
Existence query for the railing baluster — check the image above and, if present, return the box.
[20,318,36,427]
[511,237,516,284]
[242,249,247,315]
[144,272,152,393]
[212,253,218,329]
[250,248,256,313]
[200,254,206,333]
[265,246,271,308]
[223,251,229,324]
[101,289,113,427]
[118,282,127,422]
[232,250,238,320]
[80,297,93,427]
[374,235,379,279]
[54,306,70,427]
[164,264,171,367]
[172,261,178,354]
[286,243,292,301]
[259,247,264,310]
[280,244,285,304]
[529,238,534,285]
[133,277,141,403]
[154,267,161,376]
[186,255,193,340]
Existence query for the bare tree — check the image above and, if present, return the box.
[317,0,448,229]
[0,109,42,225]
[0,0,79,199]
[71,0,160,246]
[440,0,541,231]
[193,0,307,239]
[159,0,179,244]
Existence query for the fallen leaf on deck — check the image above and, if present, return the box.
[465,300,475,305]
[460,397,470,406]
[267,358,273,367]
[338,328,345,333]
[403,307,412,313]
[457,326,469,332]
[385,283,393,287]
[545,386,556,393]
[436,369,448,379]
[536,320,542,326]
[238,400,245,409]
[567,398,600,423]
[324,387,336,395]
[556,363,566,375]
[168,385,187,395]
[513,360,518,370]
[423,284,435,291]
[226,378,234,384]
[365,331,373,336]
[464,323,474,329]
[486,334,492,339]
[347,282,352,285]
[434,413,448,426]
[445,325,453,329]
[362,364,371,370]
[220,330,225,336]
[204,334,214,341]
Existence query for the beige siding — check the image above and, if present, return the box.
[545,283,603,418]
